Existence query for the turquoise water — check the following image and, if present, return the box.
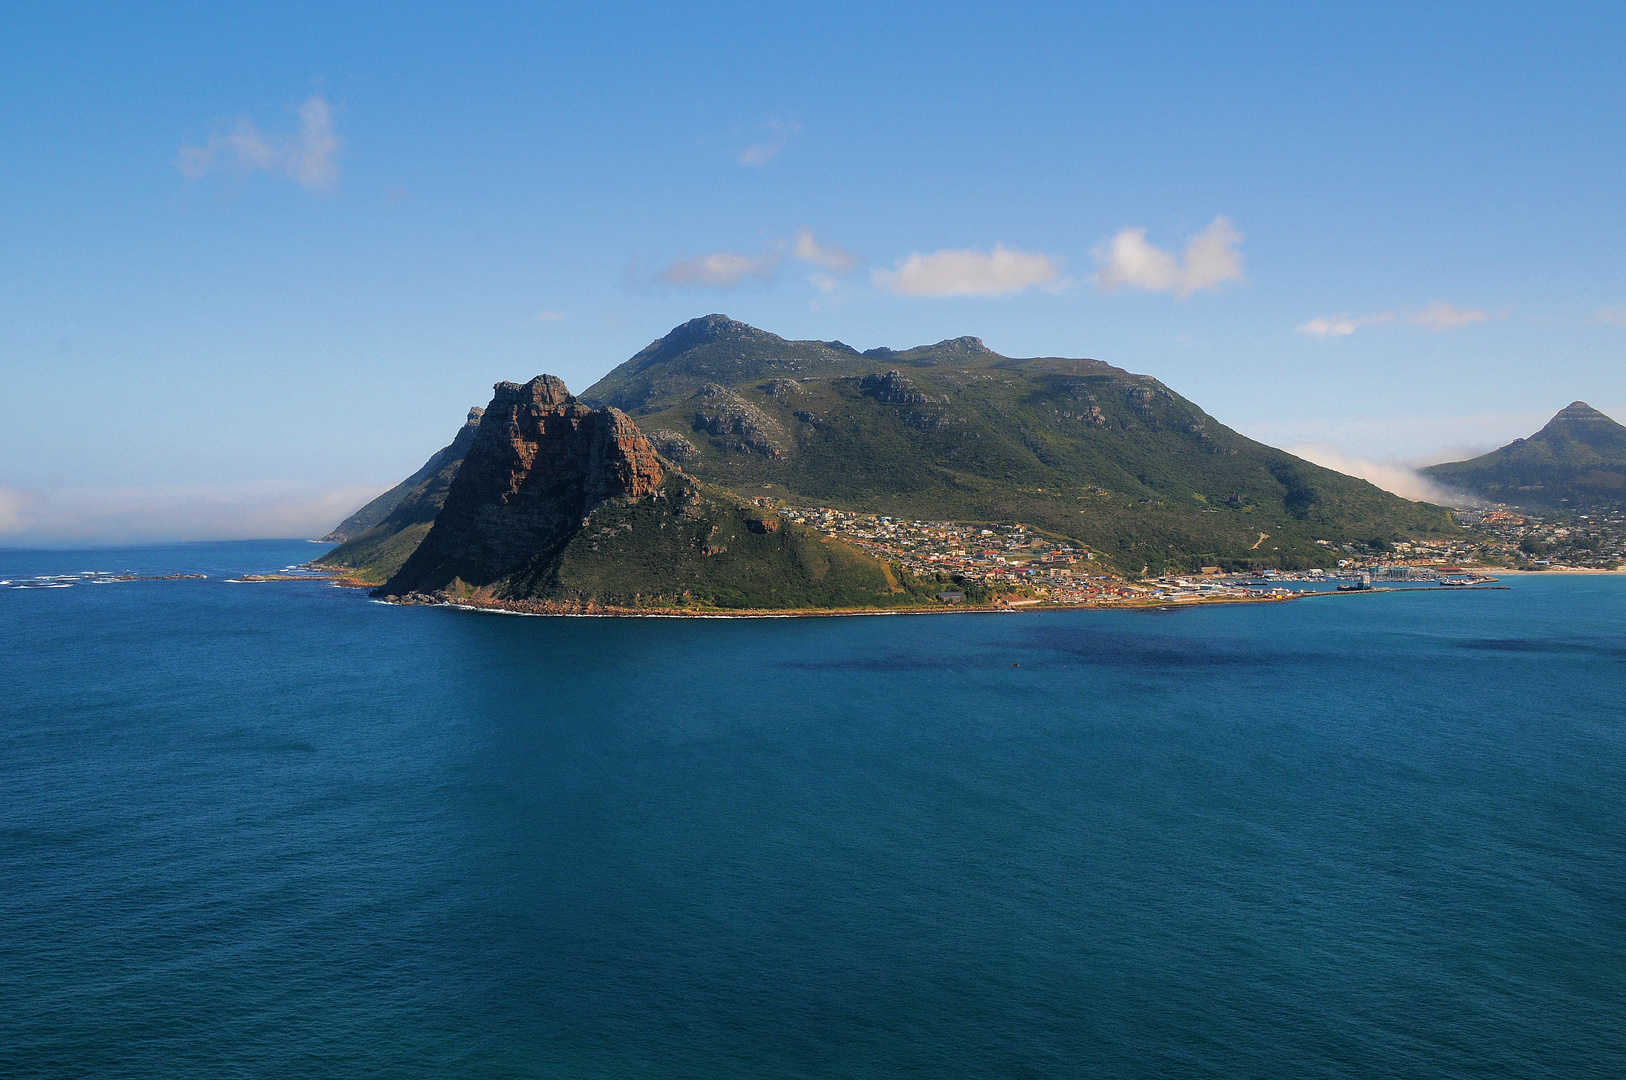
[3,540,1623,1078]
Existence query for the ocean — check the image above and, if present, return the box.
[2,539,1622,1078]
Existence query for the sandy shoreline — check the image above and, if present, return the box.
[1473,566,1625,575]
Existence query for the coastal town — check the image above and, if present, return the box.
[772,501,1622,607]
[1450,508,1626,571]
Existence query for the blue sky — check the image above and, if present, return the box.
[3,2,1624,543]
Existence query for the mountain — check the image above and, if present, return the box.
[370,375,936,612]
[321,407,484,543]
[314,407,484,583]
[1422,401,1626,510]
[579,315,1454,572]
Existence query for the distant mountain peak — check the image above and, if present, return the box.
[1535,401,1626,446]
[1423,399,1626,509]
[1546,401,1616,427]
[653,314,781,351]
[861,335,998,363]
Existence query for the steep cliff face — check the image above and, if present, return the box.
[382,375,665,594]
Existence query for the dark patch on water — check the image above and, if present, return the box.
[262,740,319,753]
[1023,626,1303,668]
[783,653,988,672]
[1457,637,1626,659]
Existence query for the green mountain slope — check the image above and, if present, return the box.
[369,374,938,612]
[1422,402,1626,510]
[582,316,1455,573]
[401,473,938,612]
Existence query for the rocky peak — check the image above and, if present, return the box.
[1549,401,1611,424]
[445,406,486,455]
[381,375,665,594]
[863,335,998,364]
[647,314,781,354]
[1537,401,1626,446]
[491,373,573,410]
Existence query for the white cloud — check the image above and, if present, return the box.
[1595,306,1626,327]
[736,118,800,165]
[1092,216,1244,297]
[179,96,340,191]
[1285,444,1475,506]
[536,310,565,322]
[659,251,780,289]
[1407,302,1492,331]
[1242,409,1552,464]
[1297,311,1394,337]
[874,244,1063,297]
[0,481,381,547]
[794,228,860,273]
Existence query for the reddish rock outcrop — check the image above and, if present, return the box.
[382,375,664,594]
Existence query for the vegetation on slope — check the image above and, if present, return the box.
[1422,402,1626,510]
[390,474,944,611]
[582,317,1456,575]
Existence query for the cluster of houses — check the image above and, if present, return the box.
[766,502,1601,606]
[774,507,1130,592]
[1453,508,1626,569]
[773,506,1171,604]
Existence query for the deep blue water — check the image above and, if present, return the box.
[2,540,1623,1078]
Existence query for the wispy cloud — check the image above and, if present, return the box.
[179,96,341,191]
[0,481,381,547]
[535,310,565,322]
[1407,302,1496,332]
[794,228,860,273]
[736,118,800,165]
[1242,409,1552,464]
[0,486,41,536]
[1595,306,1626,327]
[1286,444,1474,506]
[1297,312,1394,337]
[874,245,1063,297]
[1092,216,1243,298]
[659,250,781,289]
